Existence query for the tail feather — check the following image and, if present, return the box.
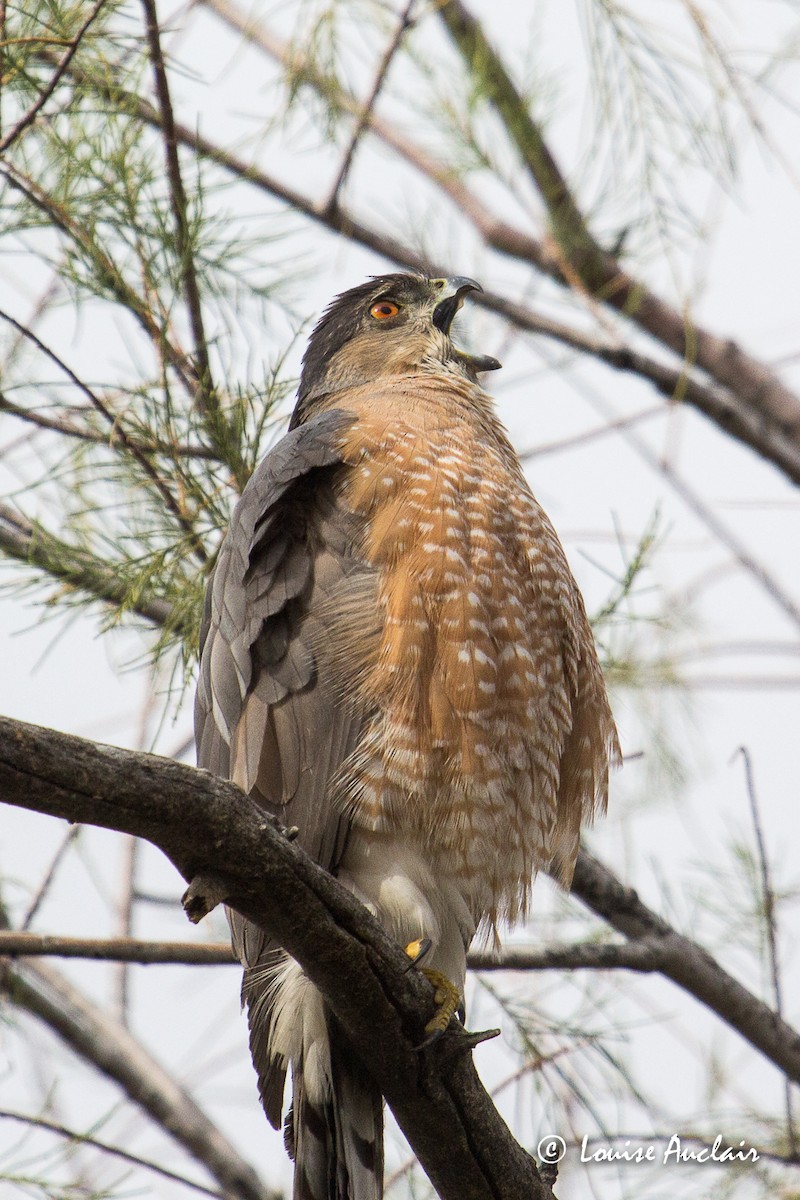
[241,954,287,1130]
[244,952,383,1199]
[291,1013,383,1200]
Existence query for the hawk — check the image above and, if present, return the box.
[195,273,619,1200]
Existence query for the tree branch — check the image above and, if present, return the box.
[0,931,667,974]
[3,712,800,1188]
[140,0,217,423]
[0,389,218,458]
[469,939,663,973]
[0,305,208,563]
[436,0,800,440]
[169,122,800,486]
[34,29,800,487]
[0,955,276,1200]
[570,850,800,1084]
[323,0,416,214]
[0,160,197,396]
[0,501,177,629]
[200,0,800,486]
[0,714,552,1200]
[0,0,107,154]
[736,745,798,1156]
[0,931,237,963]
[0,1109,230,1199]
[20,824,80,930]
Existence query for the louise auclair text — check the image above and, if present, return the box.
[580,1134,760,1165]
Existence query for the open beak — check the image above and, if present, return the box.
[431,276,501,374]
[431,276,482,334]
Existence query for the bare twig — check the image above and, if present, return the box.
[196,0,555,273]
[0,307,208,562]
[734,746,797,1157]
[617,673,800,692]
[518,406,663,460]
[116,835,140,1023]
[323,0,416,214]
[134,888,182,906]
[0,0,6,141]
[637,449,800,636]
[0,0,107,154]
[3,275,62,372]
[0,932,666,973]
[673,641,800,663]
[115,690,158,1023]
[736,748,782,1002]
[0,932,236,963]
[0,159,199,402]
[21,825,81,931]
[0,390,218,458]
[0,1109,228,1198]
[140,0,226,458]
[469,939,664,972]
[541,345,800,633]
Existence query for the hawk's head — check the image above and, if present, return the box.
[293,273,500,423]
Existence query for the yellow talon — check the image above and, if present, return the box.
[421,968,461,1037]
[405,937,431,964]
[404,941,461,1037]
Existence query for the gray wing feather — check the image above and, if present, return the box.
[195,408,381,1131]
[195,406,354,783]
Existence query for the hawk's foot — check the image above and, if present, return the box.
[421,968,461,1038]
[404,940,462,1041]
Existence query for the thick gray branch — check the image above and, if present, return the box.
[4,713,799,1091]
[3,713,800,1193]
[0,715,551,1200]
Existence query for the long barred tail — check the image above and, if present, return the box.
[287,1013,384,1200]
[244,953,383,1200]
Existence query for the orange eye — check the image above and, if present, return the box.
[370,300,399,320]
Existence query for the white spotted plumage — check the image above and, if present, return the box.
[196,274,619,1200]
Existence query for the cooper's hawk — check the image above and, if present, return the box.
[195,273,619,1199]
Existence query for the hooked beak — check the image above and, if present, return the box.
[431,276,482,334]
[431,276,502,374]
